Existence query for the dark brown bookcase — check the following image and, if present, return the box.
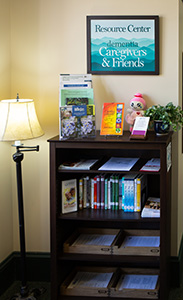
[48,130,172,300]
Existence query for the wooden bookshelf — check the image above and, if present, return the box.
[48,130,172,300]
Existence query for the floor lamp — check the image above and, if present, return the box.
[0,94,45,300]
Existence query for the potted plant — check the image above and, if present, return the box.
[144,102,183,135]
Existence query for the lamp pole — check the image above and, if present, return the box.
[12,145,41,300]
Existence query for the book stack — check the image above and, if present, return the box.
[59,74,95,139]
[77,173,147,212]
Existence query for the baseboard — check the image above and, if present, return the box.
[0,252,16,296]
[0,251,50,296]
[170,234,183,287]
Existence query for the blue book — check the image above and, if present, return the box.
[122,174,137,212]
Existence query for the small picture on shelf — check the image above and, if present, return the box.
[62,179,77,214]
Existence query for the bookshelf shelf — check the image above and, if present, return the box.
[48,130,172,300]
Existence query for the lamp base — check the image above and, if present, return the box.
[8,287,46,300]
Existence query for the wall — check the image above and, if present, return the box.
[0,0,182,262]
[0,0,12,262]
[178,1,183,253]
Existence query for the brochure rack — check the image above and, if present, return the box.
[48,130,172,300]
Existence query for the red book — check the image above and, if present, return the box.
[94,176,97,209]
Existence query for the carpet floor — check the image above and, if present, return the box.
[0,281,183,300]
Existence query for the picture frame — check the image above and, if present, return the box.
[87,15,159,75]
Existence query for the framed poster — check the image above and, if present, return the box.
[87,16,159,75]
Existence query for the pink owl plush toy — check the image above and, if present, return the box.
[125,93,146,132]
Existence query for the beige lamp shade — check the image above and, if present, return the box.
[0,99,44,141]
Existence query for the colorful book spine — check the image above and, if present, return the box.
[114,174,119,210]
[93,176,97,209]
[104,178,108,209]
[110,174,115,210]
[90,178,94,209]
[86,176,90,208]
[96,175,101,209]
[118,176,123,210]
[107,179,111,209]
[100,174,105,209]
[79,178,83,210]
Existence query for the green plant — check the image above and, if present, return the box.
[144,102,183,131]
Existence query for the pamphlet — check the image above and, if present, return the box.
[131,116,150,138]
[99,157,139,171]
[140,158,160,172]
[100,103,125,135]
[119,274,158,290]
[60,105,95,139]
[67,271,113,289]
[122,236,160,247]
[58,159,98,170]
[72,233,116,246]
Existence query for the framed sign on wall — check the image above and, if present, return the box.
[87,15,159,75]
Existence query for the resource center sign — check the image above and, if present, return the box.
[87,16,159,75]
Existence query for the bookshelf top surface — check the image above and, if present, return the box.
[48,130,173,146]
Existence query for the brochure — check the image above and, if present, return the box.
[100,103,125,136]
[140,158,160,172]
[67,271,113,289]
[72,233,116,246]
[60,105,95,139]
[58,159,98,170]
[99,157,139,171]
[119,274,158,290]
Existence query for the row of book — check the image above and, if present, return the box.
[78,173,147,212]
[59,74,96,139]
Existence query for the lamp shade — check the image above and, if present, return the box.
[0,98,44,141]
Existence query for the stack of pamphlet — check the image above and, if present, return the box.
[59,74,95,139]
[141,197,160,218]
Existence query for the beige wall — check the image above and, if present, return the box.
[0,0,182,262]
[0,0,12,262]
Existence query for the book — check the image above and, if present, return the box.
[58,159,98,170]
[122,174,137,212]
[134,174,147,212]
[100,103,125,136]
[100,174,105,210]
[99,157,139,171]
[60,105,96,139]
[140,158,160,172]
[62,179,77,214]
[141,197,160,218]
[79,178,84,210]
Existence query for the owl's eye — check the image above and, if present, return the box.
[137,103,142,108]
[131,103,134,107]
